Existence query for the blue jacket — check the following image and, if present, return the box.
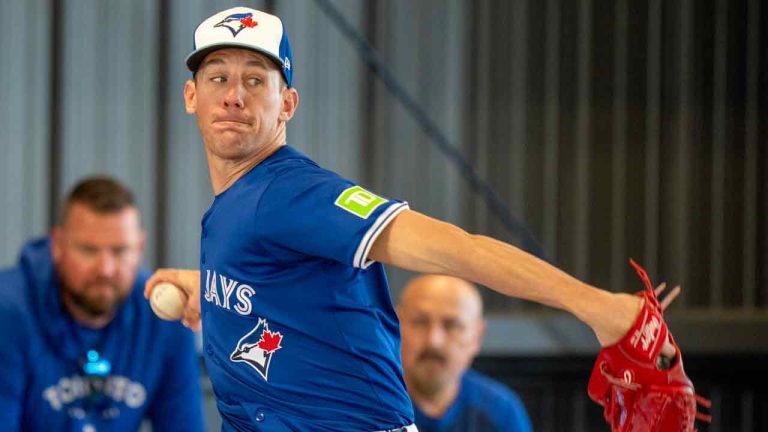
[0,238,205,431]
[413,369,532,432]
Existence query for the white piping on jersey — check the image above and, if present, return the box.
[373,424,419,432]
[353,202,410,269]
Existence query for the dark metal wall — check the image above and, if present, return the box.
[476,354,767,432]
[454,0,768,311]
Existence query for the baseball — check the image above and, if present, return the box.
[149,282,187,321]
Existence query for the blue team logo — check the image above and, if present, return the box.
[214,12,258,37]
[230,318,283,381]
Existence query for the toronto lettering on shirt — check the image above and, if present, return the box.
[43,375,146,418]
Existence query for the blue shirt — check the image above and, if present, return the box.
[413,369,532,432]
[200,146,413,431]
[0,238,205,431]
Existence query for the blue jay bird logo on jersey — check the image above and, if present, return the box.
[230,318,283,381]
[214,12,258,37]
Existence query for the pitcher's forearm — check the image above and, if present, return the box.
[370,210,642,345]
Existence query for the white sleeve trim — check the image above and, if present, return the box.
[352,202,410,269]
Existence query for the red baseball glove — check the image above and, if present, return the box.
[587,259,711,431]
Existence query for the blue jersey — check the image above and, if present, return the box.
[413,369,532,432]
[0,238,205,431]
[199,146,413,431]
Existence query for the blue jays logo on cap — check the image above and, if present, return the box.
[230,318,284,381]
[214,12,258,37]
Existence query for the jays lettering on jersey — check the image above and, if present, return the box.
[0,238,204,431]
[200,146,414,431]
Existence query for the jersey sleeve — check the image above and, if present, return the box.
[147,326,206,432]
[257,168,408,268]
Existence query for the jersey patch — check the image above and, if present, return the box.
[230,318,284,381]
[334,186,388,219]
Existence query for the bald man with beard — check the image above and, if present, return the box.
[398,275,532,432]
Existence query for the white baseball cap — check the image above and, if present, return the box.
[186,7,293,87]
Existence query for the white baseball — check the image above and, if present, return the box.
[149,282,187,321]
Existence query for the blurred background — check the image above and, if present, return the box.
[1,0,766,430]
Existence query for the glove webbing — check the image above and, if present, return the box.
[628,259,713,426]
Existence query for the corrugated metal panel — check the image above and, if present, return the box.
[57,0,160,264]
[0,0,764,333]
[369,0,470,291]
[0,0,50,266]
[743,0,760,308]
[278,0,366,182]
[542,0,561,261]
[467,0,766,311]
[644,0,662,277]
